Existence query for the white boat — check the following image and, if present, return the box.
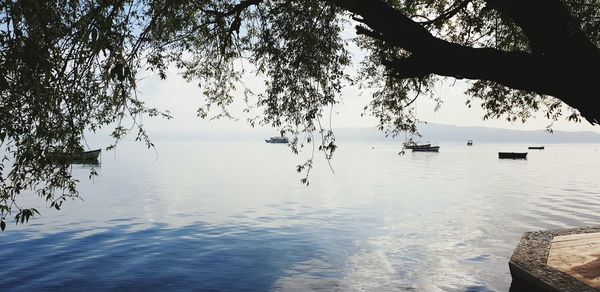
[265,137,288,144]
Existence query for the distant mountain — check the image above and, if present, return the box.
[92,123,600,143]
[333,123,600,143]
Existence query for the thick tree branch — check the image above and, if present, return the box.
[355,26,384,42]
[330,0,436,53]
[485,0,600,59]
[419,0,473,26]
[329,0,600,124]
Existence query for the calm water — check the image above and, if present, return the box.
[1,141,600,291]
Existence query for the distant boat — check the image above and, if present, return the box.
[528,146,544,150]
[467,140,473,146]
[265,136,288,144]
[412,146,440,152]
[48,149,101,163]
[498,152,527,159]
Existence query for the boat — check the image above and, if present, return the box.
[528,146,544,150]
[404,141,431,149]
[412,146,440,152]
[467,140,473,146]
[498,152,527,159]
[48,149,101,163]
[406,143,432,149]
[265,136,289,144]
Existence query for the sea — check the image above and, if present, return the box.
[1,141,599,291]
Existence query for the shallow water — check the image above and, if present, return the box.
[1,141,599,291]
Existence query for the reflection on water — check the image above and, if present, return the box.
[1,141,599,291]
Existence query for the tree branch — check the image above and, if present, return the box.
[419,0,473,26]
[355,25,384,42]
[485,0,599,58]
[329,0,436,53]
[329,0,600,124]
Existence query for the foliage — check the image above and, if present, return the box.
[0,0,172,229]
[1,0,599,229]
[358,0,599,133]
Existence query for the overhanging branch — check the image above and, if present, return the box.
[419,0,473,26]
[328,0,600,124]
[484,0,598,56]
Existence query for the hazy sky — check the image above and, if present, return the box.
[115,22,600,139]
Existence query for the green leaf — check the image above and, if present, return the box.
[1,220,5,231]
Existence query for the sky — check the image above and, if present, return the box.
[129,67,600,139]
[97,21,600,141]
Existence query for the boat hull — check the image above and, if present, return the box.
[405,143,431,149]
[265,136,289,144]
[265,139,288,144]
[412,146,440,152]
[528,146,545,150]
[48,149,101,164]
[498,152,527,159]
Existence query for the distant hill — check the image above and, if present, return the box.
[92,123,600,143]
[333,124,600,143]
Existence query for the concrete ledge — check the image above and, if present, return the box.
[509,226,600,291]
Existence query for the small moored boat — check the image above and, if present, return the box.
[265,136,289,144]
[48,149,101,164]
[404,141,431,149]
[498,152,527,159]
[467,140,473,146]
[412,146,440,152]
[528,146,544,150]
